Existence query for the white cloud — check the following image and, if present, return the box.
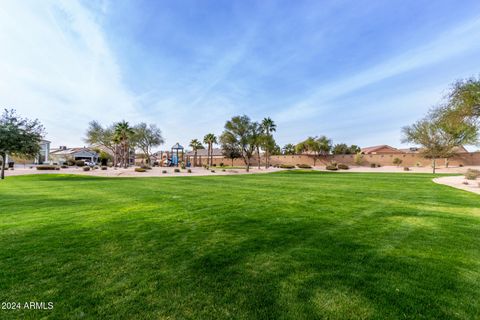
[274,16,480,124]
[0,0,139,147]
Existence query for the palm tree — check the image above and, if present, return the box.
[261,117,276,168]
[283,144,295,155]
[189,139,204,167]
[114,121,135,168]
[203,133,217,167]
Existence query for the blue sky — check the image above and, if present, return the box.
[1,0,480,150]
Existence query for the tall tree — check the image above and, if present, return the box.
[189,139,204,167]
[114,121,135,168]
[296,136,331,166]
[434,77,480,145]
[282,143,296,155]
[261,117,277,168]
[402,117,457,174]
[221,141,242,166]
[251,122,263,169]
[0,109,45,180]
[332,143,349,155]
[220,115,256,172]
[133,123,164,165]
[203,133,217,167]
[85,121,117,166]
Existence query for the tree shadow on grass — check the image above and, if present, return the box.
[1,206,479,320]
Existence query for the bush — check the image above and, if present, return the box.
[459,163,464,167]
[370,163,377,168]
[36,165,57,170]
[174,168,180,173]
[403,167,410,171]
[279,164,295,169]
[297,164,312,169]
[415,162,422,167]
[354,153,363,165]
[61,165,68,169]
[222,169,226,172]
[94,166,99,170]
[76,160,85,167]
[55,167,60,170]
[465,169,480,180]
[187,169,192,173]
[326,164,338,171]
[135,167,146,172]
[101,166,107,170]
[211,170,215,173]
[337,163,349,170]
[219,162,224,167]
[393,158,403,166]
[212,164,216,167]
[83,167,91,171]
[140,165,152,170]
[67,160,76,166]
[162,170,167,174]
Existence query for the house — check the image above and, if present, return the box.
[37,140,51,163]
[361,145,403,155]
[50,146,99,164]
[6,139,51,164]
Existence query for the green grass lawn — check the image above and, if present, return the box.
[0,171,479,319]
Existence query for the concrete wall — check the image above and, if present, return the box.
[188,152,480,167]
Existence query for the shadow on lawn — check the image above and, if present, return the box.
[1,206,478,320]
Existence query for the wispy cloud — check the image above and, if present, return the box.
[0,0,138,146]
[274,16,480,124]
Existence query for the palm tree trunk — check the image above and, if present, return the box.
[265,150,268,169]
[432,158,436,174]
[1,153,6,180]
[194,150,197,167]
[257,146,260,169]
[210,143,213,167]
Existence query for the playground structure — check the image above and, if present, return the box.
[170,143,184,167]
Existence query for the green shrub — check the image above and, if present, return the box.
[297,164,312,169]
[67,160,76,166]
[61,165,68,169]
[393,158,403,166]
[76,160,85,167]
[326,164,338,171]
[135,167,146,172]
[370,163,377,168]
[459,163,464,167]
[211,170,215,173]
[222,169,226,172]
[279,164,295,169]
[83,167,91,171]
[337,163,349,170]
[403,167,410,171]
[140,165,152,170]
[162,170,167,174]
[415,162,422,167]
[187,169,192,173]
[101,166,107,170]
[36,165,57,170]
[219,162,224,167]
[55,167,60,171]
[465,169,480,180]
[354,153,363,165]
[174,168,180,173]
